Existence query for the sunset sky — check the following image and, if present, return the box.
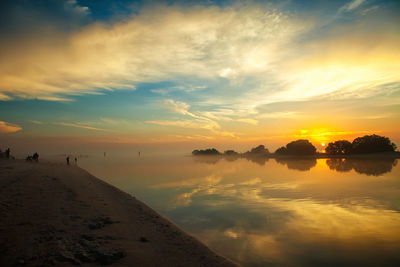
[0,0,399,154]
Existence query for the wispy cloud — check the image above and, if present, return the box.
[151,85,206,96]
[338,0,366,13]
[0,93,11,100]
[150,98,238,138]
[0,121,22,133]
[146,119,235,137]
[147,120,207,129]
[360,5,380,15]
[167,134,216,141]
[64,0,90,16]
[28,119,120,133]
[54,122,113,132]
[197,111,233,121]
[36,96,74,102]
[29,120,45,125]
[99,117,130,125]
[257,112,304,119]
[163,99,195,117]
[237,118,258,125]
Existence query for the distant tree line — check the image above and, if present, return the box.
[325,134,396,155]
[192,134,397,157]
[192,148,221,156]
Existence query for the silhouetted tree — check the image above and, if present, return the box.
[247,145,269,155]
[274,140,316,155]
[192,148,221,156]
[351,134,396,154]
[285,140,316,155]
[275,146,287,155]
[325,140,352,155]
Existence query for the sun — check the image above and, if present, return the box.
[321,143,326,147]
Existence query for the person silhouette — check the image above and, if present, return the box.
[66,156,70,165]
[32,152,39,162]
[75,157,77,164]
[5,148,10,159]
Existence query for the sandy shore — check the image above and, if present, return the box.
[0,159,237,266]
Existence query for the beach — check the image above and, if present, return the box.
[0,159,237,266]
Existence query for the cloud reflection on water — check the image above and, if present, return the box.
[80,155,400,266]
[152,157,400,266]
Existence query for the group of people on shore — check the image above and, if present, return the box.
[1,147,81,166]
[1,147,39,162]
[26,152,39,162]
[66,156,78,165]
[0,148,11,159]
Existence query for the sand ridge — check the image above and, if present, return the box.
[0,159,237,266]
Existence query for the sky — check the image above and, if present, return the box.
[0,0,399,155]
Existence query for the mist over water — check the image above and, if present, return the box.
[78,153,400,266]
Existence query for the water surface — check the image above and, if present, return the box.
[79,154,400,266]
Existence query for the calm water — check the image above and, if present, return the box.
[78,154,400,266]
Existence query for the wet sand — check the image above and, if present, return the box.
[0,159,237,266]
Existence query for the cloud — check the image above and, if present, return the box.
[146,119,235,137]
[154,98,238,137]
[2,1,396,107]
[0,93,11,100]
[282,36,399,100]
[237,118,258,125]
[0,121,22,133]
[64,0,90,16]
[167,134,217,141]
[219,68,237,78]
[151,85,207,96]
[0,3,306,100]
[160,99,260,134]
[339,0,366,13]
[234,30,400,112]
[29,120,45,125]
[147,120,207,129]
[257,112,304,119]
[360,5,380,15]
[28,119,125,133]
[197,111,233,121]
[163,99,193,116]
[36,96,74,102]
[54,122,113,132]
[99,117,129,125]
